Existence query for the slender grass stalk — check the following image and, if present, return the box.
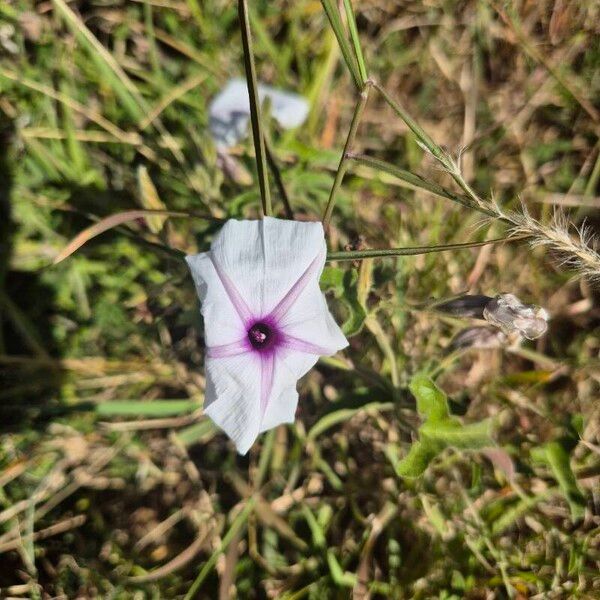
[373,81,444,162]
[319,0,362,89]
[342,0,367,83]
[326,235,526,261]
[238,0,271,216]
[374,81,493,215]
[347,153,496,217]
[322,81,372,229]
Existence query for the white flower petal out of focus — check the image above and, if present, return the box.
[483,293,549,340]
[209,78,309,148]
[186,217,348,454]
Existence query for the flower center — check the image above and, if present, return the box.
[247,322,273,350]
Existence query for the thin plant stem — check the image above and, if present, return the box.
[238,0,271,216]
[322,81,372,229]
[326,235,528,261]
[264,138,294,219]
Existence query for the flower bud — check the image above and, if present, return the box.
[435,294,492,319]
[450,326,507,350]
[483,293,549,340]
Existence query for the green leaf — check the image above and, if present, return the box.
[420,420,494,450]
[320,266,345,293]
[543,441,586,521]
[320,268,366,336]
[394,375,496,479]
[52,0,145,121]
[326,550,357,587]
[319,0,362,89]
[409,373,450,423]
[395,439,442,478]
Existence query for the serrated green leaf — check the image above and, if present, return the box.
[409,373,450,423]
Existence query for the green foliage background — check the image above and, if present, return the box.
[0,0,599,597]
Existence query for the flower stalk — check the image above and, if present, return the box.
[238,0,271,216]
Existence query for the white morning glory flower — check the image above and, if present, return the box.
[209,78,309,148]
[186,217,348,454]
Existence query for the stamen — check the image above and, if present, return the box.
[248,322,273,350]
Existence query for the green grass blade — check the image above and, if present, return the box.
[342,0,367,83]
[96,400,198,417]
[374,81,444,161]
[326,549,357,587]
[544,441,586,521]
[174,420,218,447]
[51,0,146,120]
[348,153,496,216]
[320,0,362,89]
[184,498,256,600]
[307,402,393,441]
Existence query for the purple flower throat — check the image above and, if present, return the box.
[248,321,277,350]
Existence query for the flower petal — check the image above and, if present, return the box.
[185,252,247,347]
[208,217,328,318]
[209,78,309,148]
[280,333,332,355]
[267,249,325,322]
[259,350,317,433]
[209,254,253,325]
[187,217,349,454]
[260,353,275,417]
[207,338,250,358]
[203,352,262,454]
[277,257,348,357]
